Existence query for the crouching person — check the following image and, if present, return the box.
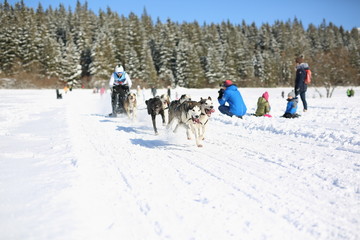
[218,80,247,118]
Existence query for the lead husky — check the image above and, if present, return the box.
[198,97,215,140]
[168,100,204,147]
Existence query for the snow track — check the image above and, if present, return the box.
[1,88,359,240]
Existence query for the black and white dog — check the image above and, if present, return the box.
[168,100,204,147]
[198,97,215,140]
[168,94,191,125]
[145,97,166,135]
[160,94,170,110]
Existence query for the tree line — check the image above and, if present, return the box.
[0,0,359,89]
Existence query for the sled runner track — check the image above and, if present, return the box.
[172,146,352,238]
[202,126,359,238]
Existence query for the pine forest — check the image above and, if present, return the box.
[1,0,359,90]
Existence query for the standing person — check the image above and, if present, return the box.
[56,89,62,99]
[294,55,309,112]
[99,84,106,96]
[218,80,247,118]
[151,86,157,97]
[167,85,171,100]
[142,86,146,100]
[108,65,132,117]
[350,88,355,97]
[254,91,272,117]
[282,91,300,118]
[347,89,351,97]
[63,85,69,94]
[136,85,141,97]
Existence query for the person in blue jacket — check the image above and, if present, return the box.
[217,80,247,118]
[282,90,300,118]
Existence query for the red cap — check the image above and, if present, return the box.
[224,80,233,87]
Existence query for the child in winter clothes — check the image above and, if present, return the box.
[255,91,272,117]
[282,91,300,118]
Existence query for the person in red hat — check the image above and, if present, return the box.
[217,80,247,118]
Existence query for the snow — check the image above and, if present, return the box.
[0,87,359,240]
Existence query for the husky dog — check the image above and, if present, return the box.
[168,94,191,124]
[145,97,166,135]
[198,97,215,140]
[123,92,137,120]
[160,94,170,110]
[168,100,204,147]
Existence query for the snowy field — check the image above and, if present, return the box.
[0,86,359,240]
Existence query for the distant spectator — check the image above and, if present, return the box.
[254,91,272,117]
[56,89,62,99]
[100,87,106,96]
[282,90,300,118]
[137,85,141,97]
[350,88,355,97]
[294,55,310,112]
[151,86,157,97]
[167,86,171,100]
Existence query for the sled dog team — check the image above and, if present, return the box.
[145,94,214,148]
[107,64,215,147]
[115,91,214,147]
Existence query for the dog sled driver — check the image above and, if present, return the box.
[218,80,247,118]
[108,64,132,117]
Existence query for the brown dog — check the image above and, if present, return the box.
[123,92,137,120]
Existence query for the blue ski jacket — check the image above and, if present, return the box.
[285,98,298,114]
[218,84,247,117]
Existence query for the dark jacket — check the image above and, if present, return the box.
[218,85,247,117]
[295,63,309,95]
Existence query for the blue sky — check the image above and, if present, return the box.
[7,0,360,30]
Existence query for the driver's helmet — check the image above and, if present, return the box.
[114,65,124,74]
